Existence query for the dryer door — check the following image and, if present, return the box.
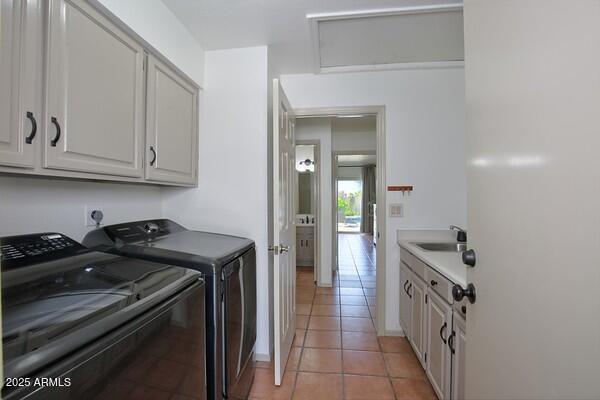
[223,248,256,399]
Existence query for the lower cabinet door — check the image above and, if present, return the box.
[426,290,452,399]
[451,314,467,400]
[399,262,412,335]
[409,274,427,366]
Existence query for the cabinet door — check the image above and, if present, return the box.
[45,0,145,177]
[145,55,198,185]
[305,236,314,265]
[296,237,307,265]
[451,314,466,400]
[426,290,452,400]
[409,274,427,366]
[0,0,36,168]
[399,261,412,336]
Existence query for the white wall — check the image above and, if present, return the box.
[281,69,466,333]
[161,46,271,357]
[332,117,377,152]
[296,118,333,287]
[95,0,205,85]
[0,176,162,240]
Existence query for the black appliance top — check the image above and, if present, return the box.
[1,232,201,380]
[82,219,255,275]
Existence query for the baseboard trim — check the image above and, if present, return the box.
[317,281,333,288]
[254,352,271,362]
[384,329,406,337]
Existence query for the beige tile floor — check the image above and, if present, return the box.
[250,234,437,400]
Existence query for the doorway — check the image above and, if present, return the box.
[337,178,362,233]
[334,151,378,319]
[293,106,386,336]
[295,142,320,285]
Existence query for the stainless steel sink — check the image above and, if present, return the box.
[413,242,467,252]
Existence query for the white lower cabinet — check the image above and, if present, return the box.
[426,290,453,399]
[399,261,412,335]
[399,250,468,400]
[451,313,466,400]
[409,273,427,367]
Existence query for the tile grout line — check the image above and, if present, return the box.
[289,268,318,400]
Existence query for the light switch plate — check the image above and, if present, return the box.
[390,203,404,217]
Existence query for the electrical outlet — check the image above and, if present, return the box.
[390,203,404,217]
[85,205,104,227]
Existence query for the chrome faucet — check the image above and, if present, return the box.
[450,225,467,243]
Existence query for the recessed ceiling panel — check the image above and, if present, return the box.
[318,10,464,68]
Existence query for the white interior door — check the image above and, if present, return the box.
[272,79,296,386]
[464,1,600,398]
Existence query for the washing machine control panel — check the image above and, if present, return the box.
[0,233,85,269]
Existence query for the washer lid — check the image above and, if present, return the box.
[2,250,200,379]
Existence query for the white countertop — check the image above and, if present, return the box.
[397,230,467,287]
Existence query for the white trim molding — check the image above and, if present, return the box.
[320,61,464,75]
[306,4,463,21]
[306,3,464,74]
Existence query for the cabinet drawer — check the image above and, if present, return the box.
[426,267,453,304]
[400,249,426,281]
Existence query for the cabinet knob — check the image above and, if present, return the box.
[452,283,476,304]
[462,249,476,267]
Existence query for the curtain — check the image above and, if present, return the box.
[361,164,376,234]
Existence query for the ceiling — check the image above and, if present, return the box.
[338,154,377,166]
[161,0,464,74]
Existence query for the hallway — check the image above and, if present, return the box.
[249,234,435,399]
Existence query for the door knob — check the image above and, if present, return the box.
[462,249,476,267]
[279,245,290,253]
[452,283,476,304]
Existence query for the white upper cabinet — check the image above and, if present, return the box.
[0,0,199,185]
[0,0,36,168]
[145,55,198,185]
[44,0,145,177]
